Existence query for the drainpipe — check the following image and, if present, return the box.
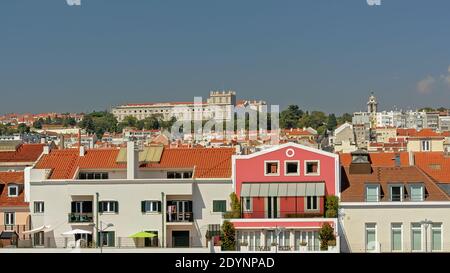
[161,191,165,248]
[96,192,99,248]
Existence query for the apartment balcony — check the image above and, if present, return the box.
[68,213,94,223]
[166,212,193,223]
[234,211,325,219]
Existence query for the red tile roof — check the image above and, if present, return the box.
[341,166,450,202]
[0,171,27,207]
[340,152,410,167]
[35,147,234,179]
[0,144,45,163]
[414,152,450,183]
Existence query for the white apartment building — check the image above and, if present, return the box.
[24,143,234,249]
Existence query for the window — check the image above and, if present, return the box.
[98,231,115,247]
[306,196,318,211]
[421,140,431,151]
[365,223,377,252]
[99,201,119,213]
[141,201,161,213]
[305,161,320,175]
[411,223,422,251]
[212,200,227,213]
[34,201,44,213]
[71,201,93,213]
[265,161,279,175]
[390,185,403,202]
[391,223,402,251]
[8,185,18,197]
[409,185,424,201]
[431,223,442,251]
[365,185,380,202]
[243,197,252,212]
[167,172,192,179]
[285,161,300,175]
[34,231,45,246]
[4,212,15,225]
[79,172,108,180]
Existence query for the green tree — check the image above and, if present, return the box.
[221,220,236,251]
[280,105,304,129]
[318,222,336,251]
[33,119,43,129]
[327,114,337,131]
[17,123,30,134]
[230,192,241,218]
[337,113,352,124]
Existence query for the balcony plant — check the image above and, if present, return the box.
[327,239,337,251]
[319,222,336,251]
[221,220,236,251]
[299,241,308,252]
[325,195,339,218]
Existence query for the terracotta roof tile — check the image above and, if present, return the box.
[35,147,234,179]
[0,171,27,207]
[341,166,450,202]
[414,152,450,183]
[0,143,45,163]
[340,152,410,167]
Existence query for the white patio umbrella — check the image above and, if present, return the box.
[61,229,92,236]
[23,225,52,234]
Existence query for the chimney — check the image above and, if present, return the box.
[59,134,65,150]
[40,137,46,144]
[127,141,139,180]
[43,145,50,155]
[79,145,85,157]
[408,151,415,166]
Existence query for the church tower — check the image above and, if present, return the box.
[367,92,378,129]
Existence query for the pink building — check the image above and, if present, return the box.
[230,143,340,252]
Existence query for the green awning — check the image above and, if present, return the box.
[129,231,157,238]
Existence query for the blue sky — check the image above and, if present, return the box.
[1,0,450,115]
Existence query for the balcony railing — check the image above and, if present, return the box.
[166,212,193,222]
[68,212,94,223]
[228,211,325,219]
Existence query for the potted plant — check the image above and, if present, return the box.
[327,240,337,251]
[214,240,222,253]
[299,241,308,252]
[270,242,278,252]
[240,241,249,252]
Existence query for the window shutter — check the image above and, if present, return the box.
[98,202,103,213]
[109,232,115,247]
[270,164,277,173]
[141,201,146,213]
[157,201,162,212]
[71,202,76,213]
[114,202,119,213]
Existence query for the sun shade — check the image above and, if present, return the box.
[240,182,325,197]
[129,231,157,238]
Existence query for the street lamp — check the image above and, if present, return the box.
[97,221,114,253]
[420,219,433,253]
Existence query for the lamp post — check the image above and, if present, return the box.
[420,219,432,253]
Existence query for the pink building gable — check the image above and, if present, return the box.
[233,143,339,198]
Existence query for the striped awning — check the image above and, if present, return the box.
[240,182,325,197]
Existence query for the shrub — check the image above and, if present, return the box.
[221,220,236,251]
[325,209,337,218]
[325,195,339,218]
[318,222,336,250]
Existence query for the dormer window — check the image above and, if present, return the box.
[265,161,279,176]
[8,185,19,197]
[410,184,424,202]
[390,185,403,202]
[365,184,380,202]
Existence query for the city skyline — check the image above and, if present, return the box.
[1,0,450,115]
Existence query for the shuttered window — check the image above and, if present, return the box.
[212,200,226,213]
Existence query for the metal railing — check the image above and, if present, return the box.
[68,212,94,223]
[166,212,193,222]
[238,211,325,219]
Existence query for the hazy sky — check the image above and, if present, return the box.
[1,0,450,115]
